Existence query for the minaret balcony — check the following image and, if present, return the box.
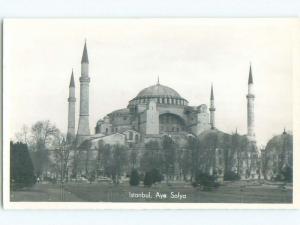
[80,77,90,83]
[68,97,76,102]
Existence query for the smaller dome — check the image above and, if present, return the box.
[109,108,130,115]
[197,104,208,113]
[265,131,293,152]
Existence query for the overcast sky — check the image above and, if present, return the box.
[4,19,295,146]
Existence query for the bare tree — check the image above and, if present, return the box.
[29,120,60,178]
[30,120,59,149]
[15,125,29,144]
[53,134,74,182]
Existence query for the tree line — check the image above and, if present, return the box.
[11,120,293,189]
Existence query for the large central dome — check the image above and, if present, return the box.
[128,82,188,107]
[137,84,181,98]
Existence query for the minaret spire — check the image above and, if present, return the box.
[77,41,91,144]
[81,40,89,63]
[209,83,216,129]
[69,69,75,87]
[247,63,255,141]
[210,83,214,100]
[67,69,76,142]
[248,63,253,84]
[283,127,287,135]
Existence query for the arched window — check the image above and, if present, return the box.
[95,126,100,134]
[129,131,133,140]
[135,134,139,143]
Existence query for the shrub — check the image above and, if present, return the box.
[273,167,293,182]
[44,176,57,184]
[88,172,96,183]
[129,169,140,186]
[274,174,284,181]
[194,172,219,191]
[150,168,163,184]
[144,171,153,187]
[10,142,36,190]
[282,166,293,182]
[224,171,241,181]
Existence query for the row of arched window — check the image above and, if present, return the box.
[160,126,182,132]
[128,131,139,143]
[130,97,187,106]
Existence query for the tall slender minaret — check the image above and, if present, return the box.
[77,41,91,143]
[247,64,255,140]
[67,70,76,142]
[209,84,216,129]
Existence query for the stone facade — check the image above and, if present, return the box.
[94,82,213,140]
[65,43,261,181]
[67,43,256,164]
[145,101,159,135]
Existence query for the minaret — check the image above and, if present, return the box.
[209,84,216,129]
[77,41,91,143]
[67,70,76,142]
[247,64,255,140]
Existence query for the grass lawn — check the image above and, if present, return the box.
[10,183,82,202]
[63,181,292,203]
[11,180,292,203]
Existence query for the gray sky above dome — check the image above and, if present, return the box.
[5,19,294,146]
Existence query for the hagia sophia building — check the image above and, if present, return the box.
[67,42,255,150]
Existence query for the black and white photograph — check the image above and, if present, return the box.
[2,18,298,209]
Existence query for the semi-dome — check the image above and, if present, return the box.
[137,83,182,98]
